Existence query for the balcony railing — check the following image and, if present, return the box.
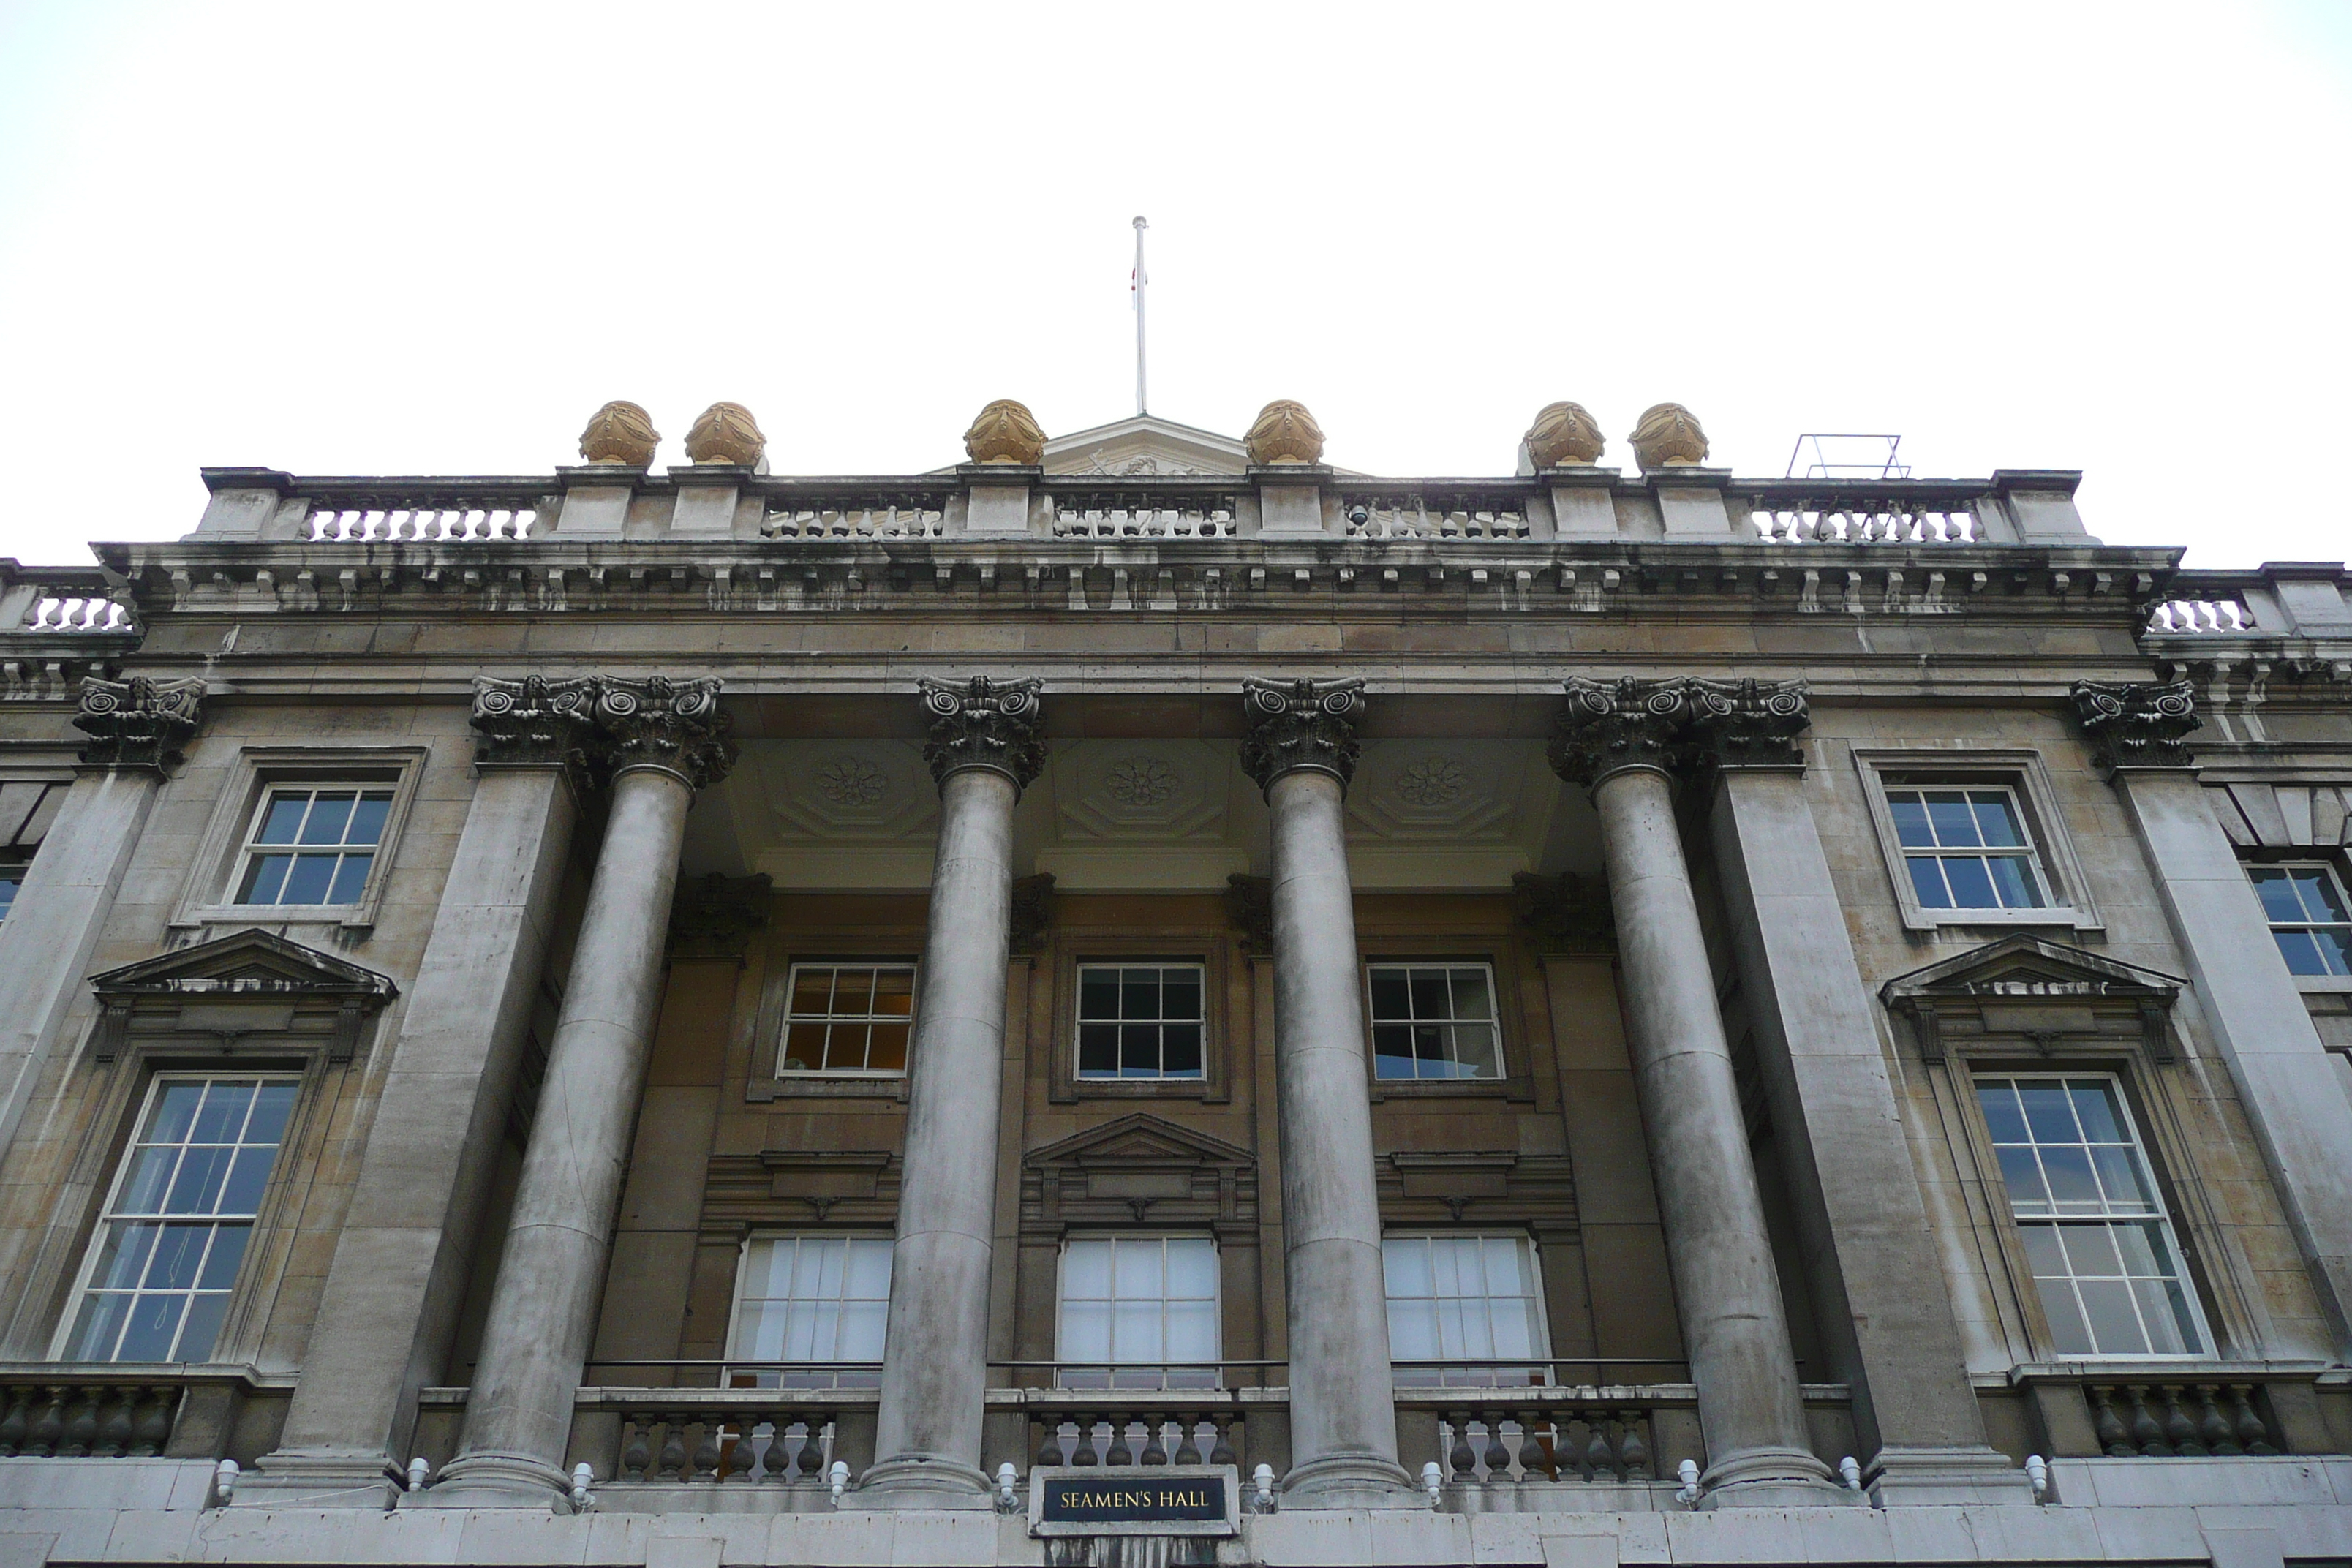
[0,565,136,637]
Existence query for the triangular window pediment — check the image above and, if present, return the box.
[1880,936,2184,1063]
[91,927,398,1002]
[1026,1112,1254,1173]
[1022,1113,1256,1233]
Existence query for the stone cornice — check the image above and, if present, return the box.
[2071,679,2201,772]
[919,676,1045,792]
[1238,676,1366,795]
[72,675,206,772]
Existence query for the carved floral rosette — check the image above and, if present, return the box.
[919,676,1047,791]
[74,676,206,771]
[470,676,600,772]
[1548,677,1698,789]
[963,399,1047,466]
[1238,676,1366,794]
[578,400,660,466]
[2071,679,2200,772]
[1686,678,1812,770]
[595,676,738,788]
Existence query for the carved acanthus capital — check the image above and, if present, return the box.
[74,676,206,772]
[1526,402,1606,468]
[1548,677,1696,789]
[1239,676,1366,794]
[1686,678,1812,771]
[470,676,600,774]
[964,399,1047,466]
[2071,680,2201,772]
[683,402,766,467]
[919,676,1046,791]
[668,872,772,963]
[578,400,660,465]
[594,676,738,788]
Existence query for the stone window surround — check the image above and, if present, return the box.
[2236,844,2352,994]
[1931,1043,2255,1368]
[772,960,917,1078]
[1851,748,2103,935]
[1049,935,1232,1106]
[745,953,921,1103]
[18,1039,343,1368]
[721,1229,894,1384]
[166,745,429,936]
[1362,951,1537,1104]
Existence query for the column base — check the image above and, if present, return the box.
[1697,1444,1852,1509]
[410,1449,572,1510]
[855,1455,995,1510]
[1279,1451,1423,1509]
[1865,1444,2038,1507]
[235,1447,405,1509]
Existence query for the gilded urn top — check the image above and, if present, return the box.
[1526,402,1606,468]
[578,401,660,466]
[1245,400,1325,466]
[684,402,767,468]
[1629,403,1709,471]
[963,399,1047,466]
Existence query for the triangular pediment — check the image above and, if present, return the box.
[1027,1112,1254,1171]
[1041,415,1249,476]
[92,927,398,1002]
[1880,935,2181,1009]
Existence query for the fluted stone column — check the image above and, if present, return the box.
[1240,676,1415,1507]
[2076,681,2352,1357]
[0,678,203,1164]
[864,676,1044,1508]
[1695,680,2027,1506]
[1550,678,1837,1506]
[429,678,735,1509]
[245,679,593,1506]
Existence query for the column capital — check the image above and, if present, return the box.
[1689,678,1812,772]
[72,676,206,773]
[919,675,1045,791]
[2070,679,2200,772]
[1239,676,1365,794]
[595,676,738,788]
[1548,676,1693,790]
[470,676,600,776]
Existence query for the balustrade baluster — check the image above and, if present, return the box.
[1480,1411,1512,1480]
[1172,1415,1202,1466]
[2127,1387,2168,1455]
[689,1419,722,1481]
[0,1388,28,1455]
[2161,1385,2203,1455]
[1139,1418,1167,1466]
[97,1388,134,1457]
[657,1414,688,1480]
[722,1422,755,1482]
[1070,1414,1099,1467]
[1582,1414,1611,1481]
[2197,1386,2238,1455]
[1036,1418,1064,1468]
[2090,1387,2131,1455]
[2231,1385,2277,1453]
[621,1414,653,1480]
[1616,1410,1649,1479]
[1208,1415,1236,1468]
[63,1387,102,1457]
[797,1417,826,1477]
[27,1388,65,1458]
[1447,1412,1477,1481]
[1104,1417,1134,1466]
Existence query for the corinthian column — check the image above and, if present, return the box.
[429,677,735,1509]
[1240,676,1414,1508]
[1550,678,1836,1505]
[0,678,203,1167]
[864,676,1044,1508]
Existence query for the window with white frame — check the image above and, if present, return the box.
[778,963,915,1076]
[1076,964,1205,1079]
[1367,964,1503,1080]
[62,1076,298,1363]
[1383,1234,1550,1387]
[2248,863,2352,977]
[233,786,394,907]
[1975,1075,2207,1357]
[1887,788,2048,911]
[725,1235,892,1388]
[1057,1236,1219,1390]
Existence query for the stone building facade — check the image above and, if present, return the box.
[1,396,2350,1567]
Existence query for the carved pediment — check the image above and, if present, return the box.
[1023,1113,1256,1233]
[88,928,396,1063]
[1880,936,2185,1064]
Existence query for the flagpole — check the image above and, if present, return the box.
[1132,215,1148,416]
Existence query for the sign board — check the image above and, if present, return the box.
[1028,1466,1239,1537]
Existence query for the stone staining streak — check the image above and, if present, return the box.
[1688,679,1812,772]
[918,676,1046,790]
[72,676,206,772]
[1224,874,1273,956]
[469,675,600,773]
[1238,677,1367,794]
[594,676,739,788]
[667,872,773,963]
[1548,677,1695,790]
[1009,872,1057,956]
[2073,679,2201,772]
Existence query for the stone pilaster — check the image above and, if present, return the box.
[1697,681,2029,1504]
[1241,676,1414,1507]
[866,676,1044,1508]
[2073,680,2352,1358]
[428,676,734,1509]
[1552,678,1838,1505]
[0,677,206,1169]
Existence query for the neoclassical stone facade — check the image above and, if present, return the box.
[0,405,2349,1568]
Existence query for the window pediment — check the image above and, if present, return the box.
[1881,935,2185,1064]
[88,927,396,1062]
[1023,1113,1255,1232]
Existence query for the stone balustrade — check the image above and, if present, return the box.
[2144,565,2352,640]
[0,1379,181,1458]
[0,563,135,636]
[2084,1381,2281,1458]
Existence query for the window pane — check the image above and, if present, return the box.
[1372,1025,1415,1080]
[197,1225,250,1290]
[216,1148,277,1215]
[2040,1146,2101,1210]
[2060,1225,2123,1277]
[1986,855,2043,908]
[866,1022,908,1074]
[837,1300,886,1361]
[2293,867,2351,920]
[118,1147,178,1214]
[1976,1082,2029,1143]
[1450,1025,1500,1079]
[67,1290,132,1362]
[1907,856,1953,908]
[1449,969,1493,1021]
[1968,792,2027,847]
[1121,970,1159,1020]
[871,968,914,1017]
[1384,1237,1433,1297]
[1923,792,1983,847]
[2019,1083,2079,1142]
[2019,1224,2068,1278]
[345,793,393,845]
[143,1224,209,1289]
[1409,971,1450,1018]
[1162,970,1201,1021]
[1119,1022,1158,1076]
[90,1221,159,1289]
[845,1239,892,1298]
[277,853,336,905]
[1063,1240,1112,1296]
[1888,793,1934,848]
[1166,1239,1218,1297]
[2316,930,2352,977]
[1368,970,1411,1020]
[326,853,374,905]
[1077,1023,1118,1077]
[2089,1145,2152,1210]
[1113,1300,1161,1360]
[165,1147,230,1215]
[1060,1300,1110,1361]
[2034,1277,2096,1355]
[2078,1278,2147,1354]
[1079,969,1120,1020]
[295,792,354,845]
[832,970,873,1017]
[1114,1240,1162,1298]
[255,794,308,845]
[1388,1298,1439,1360]
[2068,1081,2125,1142]
[791,968,834,1015]
[1161,1024,1202,1077]
[1994,1145,2051,1210]
[780,1023,825,1071]
[238,853,292,905]
[823,1023,868,1071]
[245,1083,297,1146]
[2274,930,2329,975]
[1940,856,1999,908]
[115,1294,184,1362]
[175,1294,230,1362]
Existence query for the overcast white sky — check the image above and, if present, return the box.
[1,1,2348,568]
